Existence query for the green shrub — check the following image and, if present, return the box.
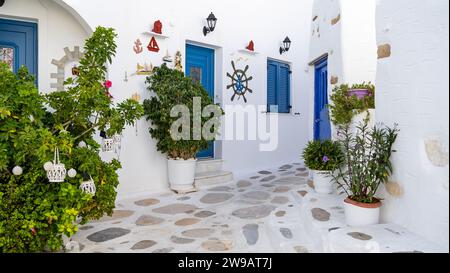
[331,122,399,204]
[0,27,143,253]
[143,64,223,160]
[329,82,375,126]
[302,140,344,171]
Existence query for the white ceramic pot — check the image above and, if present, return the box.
[312,170,334,194]
[167,158,197,192]
[344,198,382,227]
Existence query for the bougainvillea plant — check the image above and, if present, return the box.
[0,26,143,253]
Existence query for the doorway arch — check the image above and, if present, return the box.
[51,0,93,34]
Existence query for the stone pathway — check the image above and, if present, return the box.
[71,163,317,253]
[70,162,447,253]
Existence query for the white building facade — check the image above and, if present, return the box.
[0,0,448,249]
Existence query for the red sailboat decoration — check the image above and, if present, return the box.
[147,37,160,53]
[246,40,255,51]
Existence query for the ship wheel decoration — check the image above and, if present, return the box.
[226,61,253,103]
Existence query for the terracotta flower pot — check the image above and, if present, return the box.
[344,197,382,227]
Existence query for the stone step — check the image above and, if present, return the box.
[327,224,448,253]
[291,185,448,253]
[196,159,224,174]
[264,205,319,253]
[195,170,234,189]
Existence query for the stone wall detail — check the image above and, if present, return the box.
[51,46,84,91]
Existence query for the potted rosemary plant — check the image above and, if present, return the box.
[332,121,399,226]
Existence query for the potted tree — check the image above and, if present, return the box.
[302,140,344,194]
[143,64,223,193]
[0,27,143,253]
[332,121,399,227]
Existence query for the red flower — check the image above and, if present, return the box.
[31,228,37,236]
[104,80,112,89]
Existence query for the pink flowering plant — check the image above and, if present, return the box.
[302,140,344,171]
[0,27,143,253]
[104,80,112,89]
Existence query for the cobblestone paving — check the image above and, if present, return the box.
[71,163,317,253]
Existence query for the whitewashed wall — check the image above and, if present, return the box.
[376,0,449,249]
[308,0,377,140]
[49,0,314,197]
[0,0,89,92]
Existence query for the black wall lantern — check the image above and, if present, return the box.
[203,12,217,36]
[279,36,292,55]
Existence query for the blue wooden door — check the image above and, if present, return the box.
[314,58,331,141]
[186,44,215,158]
[0,18,38,77]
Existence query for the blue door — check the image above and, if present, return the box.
[186,44,215,158]
[314,57,331,141]
[0,18,38,77]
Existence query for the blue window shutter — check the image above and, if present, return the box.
[267,61,277,112]
[278,64,291,113]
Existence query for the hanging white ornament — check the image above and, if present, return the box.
[44,162,53,171]
[12,166,23,176]
[101,133,122,154]
[78,141,87,148]
[80,176,96,196]
[101,137,115,152]
[68,168,77,178]
[47,147,67,183]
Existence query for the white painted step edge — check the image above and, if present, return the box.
[196,159,225,174]
[195,171,234,188]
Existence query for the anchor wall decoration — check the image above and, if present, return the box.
[226,61,253,103]
[133,39,143,54]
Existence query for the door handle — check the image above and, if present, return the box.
[315,119,321,123]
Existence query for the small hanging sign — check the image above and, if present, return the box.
[147,37,160,52]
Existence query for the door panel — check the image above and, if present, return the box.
[0,18,37,77]
[186,44,215,158]
[314,58,331,141]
